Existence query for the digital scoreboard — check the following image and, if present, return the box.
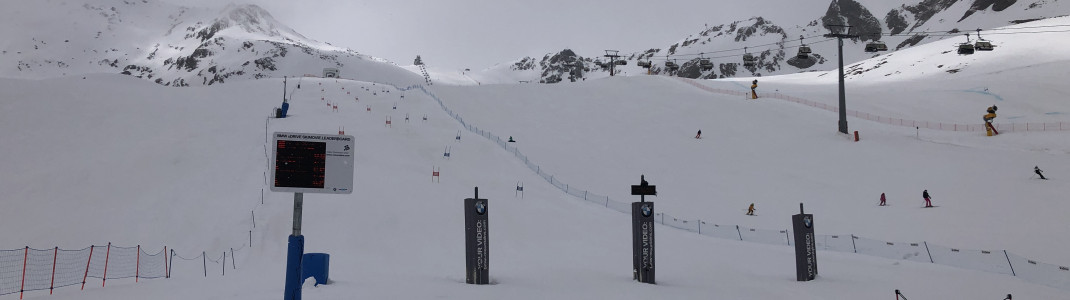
[270,132,354,194]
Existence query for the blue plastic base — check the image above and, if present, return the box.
[302,253,330,286]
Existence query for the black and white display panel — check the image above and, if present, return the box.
[271,132,354,194]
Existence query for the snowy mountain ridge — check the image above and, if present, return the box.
[462,0,1070,84]
[0,0,423,86]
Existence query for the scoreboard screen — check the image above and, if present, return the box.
[270,132,354,194]
[275,140,326,189]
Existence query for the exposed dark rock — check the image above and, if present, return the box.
[961,0,1018,21]
[822,0,882,41]
[896,35,928,49]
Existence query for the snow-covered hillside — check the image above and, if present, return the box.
[443,0,1070,84]
[0,0,424,87]
[3,68,1069,299]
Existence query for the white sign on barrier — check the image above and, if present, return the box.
[270,132,354,194]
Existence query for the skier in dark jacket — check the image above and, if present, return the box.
[879,192,887,206]
[922,190,932,207]
[1035,166,1046,180]
[695,130,702,139]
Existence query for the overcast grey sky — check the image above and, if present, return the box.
[167,0,808,70]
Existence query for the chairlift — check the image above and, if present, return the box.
[742,47,756,67]
[638,60,652,68]
[699,59,713,71]
[864,41,888,52]
[797,35,812,59]
[974,29,994,51]
[958,33,975,55]
[616,60,627,66]
[665,60,679,70]
[958,43,975,55]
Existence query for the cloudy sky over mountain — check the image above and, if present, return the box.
[163,0,818,70]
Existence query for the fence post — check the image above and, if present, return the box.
[136,245,140,282]
[50,247,58,294]
[851,235,857,253]
[231,248,236,270]
[923,241,933,263]
[785,230,791,245]
[102,242,111,287]
[164,246,169,279]
[250,231,253,248]
[20,246,27,300]
[736,225,743,241]
[82,245,94,290]
[222,252,226,276]
[1004,250,1017,276]
[252,210,256,228]
[202,251,206,278]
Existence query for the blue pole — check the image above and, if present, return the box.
[285,192,305,300]
[284,235,304,300]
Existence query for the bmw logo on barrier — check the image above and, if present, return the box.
[475,201,487,215]
[803,215,813,228]
[641,204,653,217]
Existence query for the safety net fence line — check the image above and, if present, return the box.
[674,77,1070,133]
[0,242,253,299]
[371,82,1070,291]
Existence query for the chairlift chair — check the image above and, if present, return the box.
[699,59,713,71]
[616,60,627,66]
[665,60,679,70]
[958,43,975,55]
[796,36,812,59]
[797,46,812,59]
[975,40,994,51]
[638,60,652,68]
[743,54,756,67]
[864,41,888,52]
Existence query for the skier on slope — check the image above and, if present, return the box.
[1035,166,1047,180]
[879,192,887,206]
[695,130,702,139]
[746,203,756,216]
[922,190,933,208]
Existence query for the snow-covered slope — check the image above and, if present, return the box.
[3,69,1069,298]
[0,0,424,86]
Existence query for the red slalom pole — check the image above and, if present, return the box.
[102,243,111,287]
[135,245,140,282]
[20,247,27,300]
[50,247,58,294]
[82,245,94,290]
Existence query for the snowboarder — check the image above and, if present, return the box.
[745,203,756,216]
[695,130,702,139]
[922,190,933,207]
[879,192,887,206]
[1035,166,1047,180]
